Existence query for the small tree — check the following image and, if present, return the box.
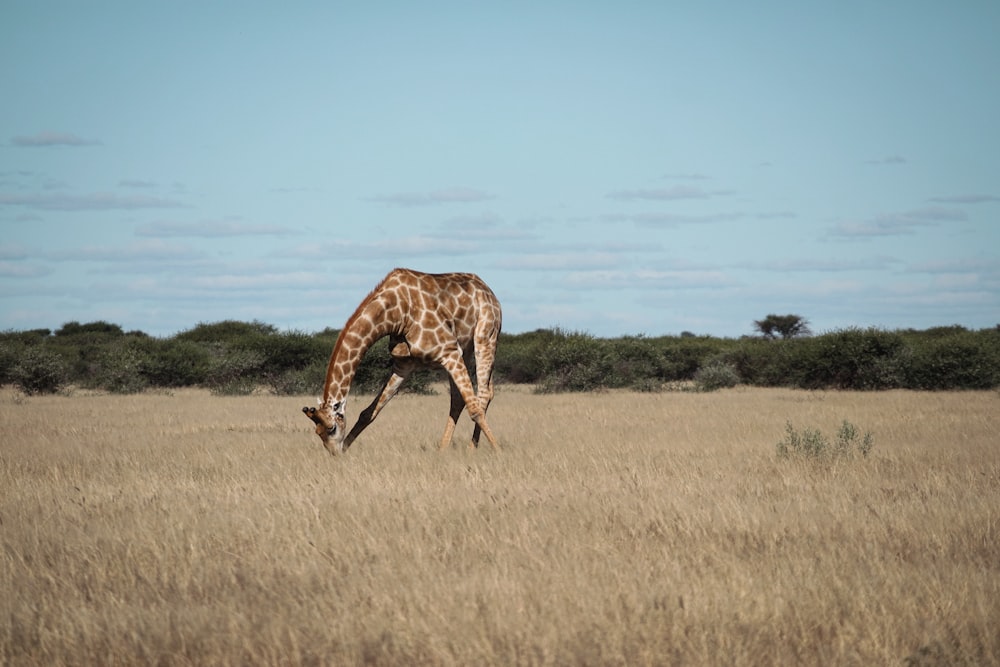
[754,314,812,340]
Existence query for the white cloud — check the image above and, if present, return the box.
[893,206,967,222]
[0,192,186,211]
[775,278,870,298]
[864,154,907,165]
[0,170,67,192]
[439,211,502,226]
[136,219,295,238]
[492,259,739,296]
[567,269,738,290]
[9,131,101,147]
[829,221,908,237]
[927,194,1000,204]
[0,243,28,260]
[929,273,982,290]
[829,206,966,237]
[185,272,317,290]
[365,187,495,207]
[0,261,50,278]
[373,236,481,256]
[277,235,483,261]
[45,239,203,262]
[601,211,743,226]
[740,257,898,272]
[906,257,1000,274]
[660,172,711,181]
[494,252,626,271]
[118,179,158,189]
[434,215,541,242]
[606,185,732,201]
[269,186,323,194]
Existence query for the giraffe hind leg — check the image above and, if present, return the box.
[439,351,499,451]
[466,388,498,451]
[471,336,498,450]
[472,414,499,451]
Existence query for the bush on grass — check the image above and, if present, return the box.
[10,346,69,395]
[776,419,874,461]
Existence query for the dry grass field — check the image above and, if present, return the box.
[1,384,998,666]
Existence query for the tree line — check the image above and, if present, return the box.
[1,319,998,396]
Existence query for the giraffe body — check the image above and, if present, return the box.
[303,268,501,454]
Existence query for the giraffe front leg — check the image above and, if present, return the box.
[438,379,465,450]
[343,368,409,449]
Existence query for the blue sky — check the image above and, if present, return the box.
[2,2,998,338]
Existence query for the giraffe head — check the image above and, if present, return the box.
[302,401,347,454]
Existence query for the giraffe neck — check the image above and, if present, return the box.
[320,288,397,409]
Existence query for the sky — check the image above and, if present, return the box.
[2,2,999,339]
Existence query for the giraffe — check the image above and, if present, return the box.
[302,268,501,455]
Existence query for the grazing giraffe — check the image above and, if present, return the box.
[303,268,501,455]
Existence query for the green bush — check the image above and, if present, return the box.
[193,327,331,385]
[719,338,798,387]
[693,360,740,391]
[92,341,150,394]
[0,328,51,345]
[792,328,906,390]
[535,331,607,393]
[520,330,716,393]
[777,420,874,461]
[775,422,829,460]
[835,420,875,458]
[10,346,69,395]
[605,336,669,390]
[494,329,562,384]
[658,337,732,381]
[54,320,125,338]
[174,320,277,344]
[140,339,212,387]
[184,323,332,394]
[904,328,1000,389]
[250,330,328,376]
[2,321,996,394]
[0,340,26,385]
[205,348,266,395]
[267,361,328,396]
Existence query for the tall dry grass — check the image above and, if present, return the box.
[1,385,998,665]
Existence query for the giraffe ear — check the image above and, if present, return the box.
[316,396,322,406]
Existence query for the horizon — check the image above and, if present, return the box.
[2,3,998,339]
[6,314,995,342]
